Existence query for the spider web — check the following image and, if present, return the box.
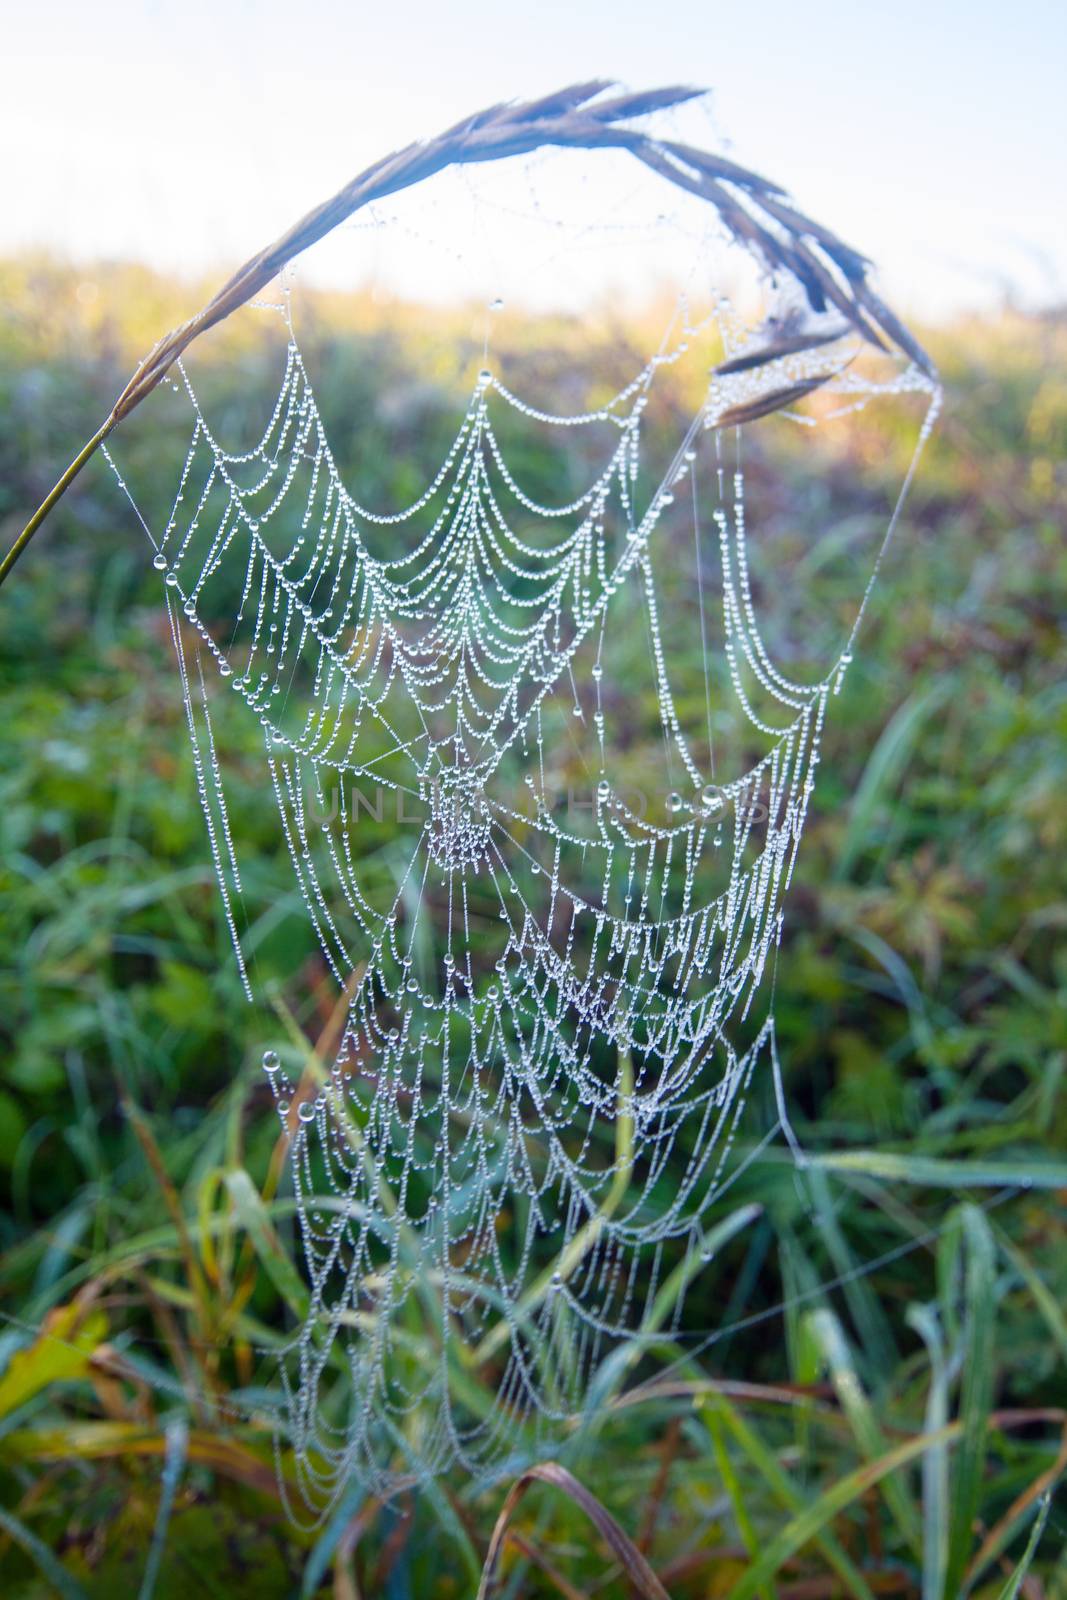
[102,143,940,1511]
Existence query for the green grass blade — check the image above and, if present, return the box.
[224,1168,309,1318]
[943,1204,996,1600]
[835,684,948,880]
[811,1152,1067,1188]
[993,1494,1050,1600]
[0,1504,90,1600]
[705,1393,879,1600]
[807,1308,922,1560]
[138,1416,189,1600]
[705,1404,776,1600]
[996,1227,1067,1363]
[581,1203,764,1418]
[906,1303,950,1600]
[300,1477,368,1599]
[644,1202,764,1343]
[805,1168,897,1377]
[471,1050,635,1369]
[0,1302,108,1422]
[388,1427,483,1590]
[725,1418,961,1600]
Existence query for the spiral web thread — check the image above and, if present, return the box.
[104,237,939,1508]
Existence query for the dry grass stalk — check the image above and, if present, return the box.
[1,79,934,588]
[475,1459,671,1600]
[715,325,850,374]
[716,370,844,428]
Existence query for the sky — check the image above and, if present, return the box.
[4,0,1066,321]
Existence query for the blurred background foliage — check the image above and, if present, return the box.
[0,256,1065,1597]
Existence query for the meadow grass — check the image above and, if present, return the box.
[0,260,1065,1596]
